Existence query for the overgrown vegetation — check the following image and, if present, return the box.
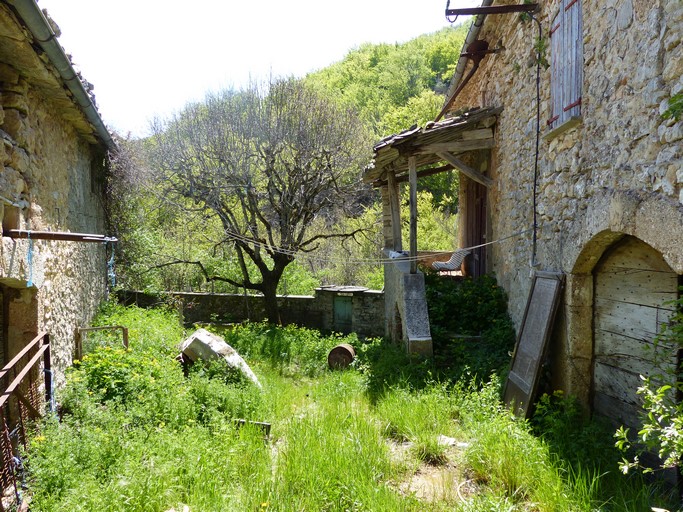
[23,302,677,511]
[615,293,683,476]
[424,273,516,380]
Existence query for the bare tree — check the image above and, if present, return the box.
[149,78,372,322]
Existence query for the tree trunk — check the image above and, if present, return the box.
[261,273,282,324]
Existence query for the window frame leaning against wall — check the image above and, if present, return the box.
[547,0,583,133]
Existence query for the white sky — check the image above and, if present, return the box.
[39,1,478,138]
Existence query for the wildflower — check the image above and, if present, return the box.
[33,435,46,443]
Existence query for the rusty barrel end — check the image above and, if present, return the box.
[327,343,356,369]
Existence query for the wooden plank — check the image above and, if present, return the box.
[594,330,677,373]
[595,270,679,309]
[593,361,673,409]
[504,272,564,418]
[422,138,494,155]
[408,156,417,274]
[387,171,402,252]
[593,391,644,431]
[594,298,675,341]
[461,128,493,140]
[436,152,493,188]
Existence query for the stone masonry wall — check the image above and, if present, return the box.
[452,0,683,324]
[117,288,386,339]
[0,9,108,388]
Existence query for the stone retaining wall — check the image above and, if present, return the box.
[117,287,386,338]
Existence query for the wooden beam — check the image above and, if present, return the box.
[462,128,494,140]
[387,171,402,252]
[437,152,493,188]
[408,156,417,274]
[420,138,494,155]
[373,164,454,187]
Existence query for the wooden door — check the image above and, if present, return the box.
[592,236,679,429]
[333,295,353,334]
[463,179,487,277]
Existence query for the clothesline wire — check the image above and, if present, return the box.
[221,227,534,266]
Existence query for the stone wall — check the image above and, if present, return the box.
[450,0,683,401]
[117,287,386,339]
[0,5,108,387]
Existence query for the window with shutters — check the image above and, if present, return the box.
[548,0,583,132]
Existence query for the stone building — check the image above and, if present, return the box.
[366,0,682,428]
[0,1,114,388]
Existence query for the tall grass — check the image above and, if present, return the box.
[23,302,678,511]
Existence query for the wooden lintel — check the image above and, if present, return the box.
[420,138,494,155]
[436,152,493,188]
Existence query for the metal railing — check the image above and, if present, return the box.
[0,332,52,511]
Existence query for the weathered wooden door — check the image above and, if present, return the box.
[333,295,353,334]
[592,236,679,429]
[463,179,487,277]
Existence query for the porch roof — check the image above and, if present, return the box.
[363,106,502,185]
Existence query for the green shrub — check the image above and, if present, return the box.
[425,273,516,380]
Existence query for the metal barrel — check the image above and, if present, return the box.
[327,343,356,369]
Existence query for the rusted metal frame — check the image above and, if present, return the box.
[0,416,16,512]
[408,156,418,274]
[0,331,47,382]
[563,98,582,112]
[436,40,492,122]
[75,325,129,361]
[0,344,49,412]
[565,0,579,11]
[14,391,40,419]
[446,4,538,16]
[4,229,117,243]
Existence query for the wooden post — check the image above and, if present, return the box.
[387,171,402,252]
[409,156,418,274]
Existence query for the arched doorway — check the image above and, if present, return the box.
[592,236,680,429]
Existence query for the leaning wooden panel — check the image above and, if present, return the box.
[504,271,565,418]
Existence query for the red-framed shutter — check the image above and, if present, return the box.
[563,0,582,119]
[548,11,562,129]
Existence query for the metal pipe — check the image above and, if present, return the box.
[7,0,115,150]
[5,229,117,243]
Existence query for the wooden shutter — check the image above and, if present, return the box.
[548,0,582,130]
[563,0,582,119]
[548,11,562,129]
